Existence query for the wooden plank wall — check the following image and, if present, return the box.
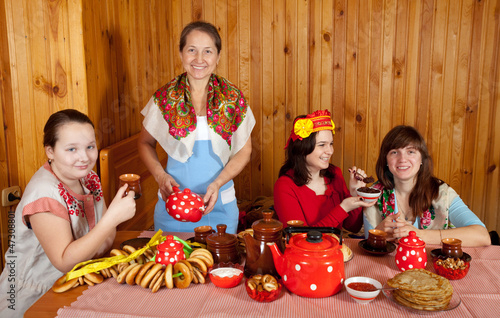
[1,0,499,235]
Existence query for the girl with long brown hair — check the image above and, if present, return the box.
[364,125,490,246]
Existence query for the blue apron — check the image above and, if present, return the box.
[154,131,239,234]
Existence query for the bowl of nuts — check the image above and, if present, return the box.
[245,274,282,302]
[430,249,471,280]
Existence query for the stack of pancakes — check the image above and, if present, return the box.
[387,269,453,311]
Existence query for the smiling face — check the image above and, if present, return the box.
[45,122,98,186]
[180,29,220,82]
[386,145,422,183]
[305,130,334,174]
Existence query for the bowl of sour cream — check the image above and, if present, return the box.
[209,262,244,288]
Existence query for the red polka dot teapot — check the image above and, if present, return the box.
[268,227,344,298]
[395,231,427,271]
[166,187,205,222]
[155,235,185,265]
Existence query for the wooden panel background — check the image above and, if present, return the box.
[1,0,499,257]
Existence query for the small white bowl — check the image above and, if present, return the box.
[356,187,382,203]
[344,276,382,304]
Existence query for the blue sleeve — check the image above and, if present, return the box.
[449,196,486,228]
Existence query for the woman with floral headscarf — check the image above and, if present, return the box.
[363,125,490,246]
[138,21,255,234]
[273,110,375,232]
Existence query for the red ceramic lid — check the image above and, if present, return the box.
[289,231,339,251]
[157,235,184,252]
[399,231,425,247]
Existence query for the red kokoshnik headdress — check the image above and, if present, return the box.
[285,110,335,148]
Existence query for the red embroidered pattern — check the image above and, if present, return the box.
[154,73,248,147]
[57,171,103,217]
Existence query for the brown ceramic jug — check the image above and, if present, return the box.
[206,224,241,265]
[243,210,284,277]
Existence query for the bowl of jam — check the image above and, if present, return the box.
[344,276,381,304]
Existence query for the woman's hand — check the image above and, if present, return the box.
[375,212,418,241]
[348,166,367,196]
[157,172,180,201]
[339,195,377,213]
[202,182,220,214]
[106,184,137,226]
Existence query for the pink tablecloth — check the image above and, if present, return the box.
[56,231,500,318]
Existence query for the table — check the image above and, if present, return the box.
[26,231,500,318]
[25,231,140,318]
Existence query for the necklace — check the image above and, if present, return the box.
[395,194,412,222]
[196,105,207,116]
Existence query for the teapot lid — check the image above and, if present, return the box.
[206,224,237,247]
[290,231,339,251]
[399,231,425,247]
[252,210,283,234]
[157,235,184,252]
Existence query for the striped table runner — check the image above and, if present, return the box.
[56,234,500,318]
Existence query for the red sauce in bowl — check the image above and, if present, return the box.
[347,282,377,292]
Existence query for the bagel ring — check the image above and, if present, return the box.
[263,282,278,292]
[173,260,193,289]
[165,263,174,289]
[140,263,164,288]
[187,257,208,276]
[151,271,164,293]
[192,266,206,284]
[190,249,213,262]
[117,263,140,284]
[135,261,156,285]
[84,272,104,284]
[149,269,163,289]
[126,263,143,285]
[262,274,277,285]
[52,275,79,293]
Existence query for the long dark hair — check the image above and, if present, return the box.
[375,125,442,217]
[179,21,222,54]
[279,115,335,186]
[43,109,94,148]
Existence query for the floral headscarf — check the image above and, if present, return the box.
[154,73,248,148]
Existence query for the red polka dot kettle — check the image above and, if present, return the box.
[166,186,205,222]
[268,227,344,298]
[395,231,427,271]
[155,235,185,265]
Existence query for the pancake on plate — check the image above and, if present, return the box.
[387,269,453,311]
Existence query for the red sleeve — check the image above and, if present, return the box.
[273,168,360,230]
[273,176,310,224]
[328,165,363,233]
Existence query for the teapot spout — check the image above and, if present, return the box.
[243,233,259,263]
[267,242,285,276]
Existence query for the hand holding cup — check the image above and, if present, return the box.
[119,174,142,199]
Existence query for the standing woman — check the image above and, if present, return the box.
[364,125,491,246]
[273,110,376,231]
[138,21,255,234]
[0,109,136,317]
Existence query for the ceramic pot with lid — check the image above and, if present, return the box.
[268,228,344,298]
[395,231,427,271]
[155,235,185,265]
[243,210,284,277]
[207,224,241,265]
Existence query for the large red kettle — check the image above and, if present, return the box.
[166,187,205,222]
[268,227,345,298]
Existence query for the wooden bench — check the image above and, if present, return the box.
[99,133,167,230]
